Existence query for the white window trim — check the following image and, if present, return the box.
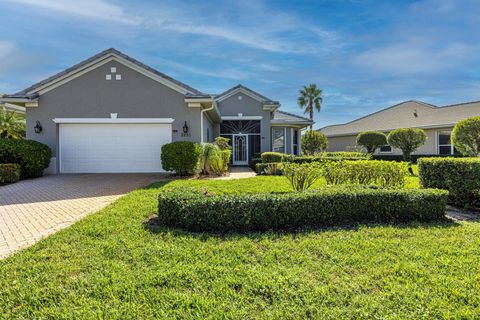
[221,115,263,120]
[437,130,454,155]
[272,127,286,153]
[53,118,174,124]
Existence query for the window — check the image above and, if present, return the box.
[379,145,392,153]
[293,129,299,155]
[438,131,454,155]
[272,128,285,153]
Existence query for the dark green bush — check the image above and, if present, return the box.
[158,186,448,232]
[0,139,51,179]
[452,116,480,156]
[418,157,480,207]
[387,128,427,162]
[256,162,284,175]
[373,154,465,163]
[320,152,368,158]
[356,131,387,154]
[161,141,202,176]
[0,163,21,184]
[301,130,328,155]
[261,152,292,163]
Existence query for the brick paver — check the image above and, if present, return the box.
[0,173,165,259]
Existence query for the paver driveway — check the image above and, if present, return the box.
[0,173,165,259]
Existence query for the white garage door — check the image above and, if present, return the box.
[59,123,172,173]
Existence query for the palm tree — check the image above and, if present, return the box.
[297,84,322,130]
[0,106,26,139]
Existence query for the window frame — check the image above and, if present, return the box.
[379,144,392,154]
[437,130,454,155]
[272,127,286,153]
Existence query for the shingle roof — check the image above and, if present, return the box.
[215,84,279,104]
[7,48,205,97]
[272,110,313,123]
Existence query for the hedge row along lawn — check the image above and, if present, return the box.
[1,176,479,319]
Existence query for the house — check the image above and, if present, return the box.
[1,102,26,114]
[0,48,312,173]
[320,100,480,155]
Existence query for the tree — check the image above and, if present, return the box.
[0,106,26,139]
[452,117,480,156]
[356,131,387,155]
[301,130,328,155]
[387,128,427,162]
[298,84,322,130]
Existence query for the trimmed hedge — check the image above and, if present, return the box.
[158,186,448,232]
[260,152,292,163]
[418,157,480,207]
[292,156,366,164]
[320,152,367,158]
[0,163,21,184]
[374,154,465,163]
[0,139,51,179]
[161,141,202,176]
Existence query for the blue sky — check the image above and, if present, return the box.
[0,0,479,129]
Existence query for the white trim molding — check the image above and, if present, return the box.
[215,87,266,103]
[221,115,263,120]
[53,118,175,124]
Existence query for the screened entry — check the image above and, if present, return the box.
[220,120,261,165]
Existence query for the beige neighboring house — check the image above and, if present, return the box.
[320,100,480,156]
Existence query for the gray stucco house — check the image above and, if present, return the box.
[1,48,312,173]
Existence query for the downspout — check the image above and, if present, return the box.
[200,98,215,143]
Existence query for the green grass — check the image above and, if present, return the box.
[1,176,479,319]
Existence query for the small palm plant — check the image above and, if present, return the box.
[0,106,26,139]
[298,84,322,129]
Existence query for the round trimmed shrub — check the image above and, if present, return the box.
[301,130,328,155]
[0,139,52,179]
[356,131,387,154]
[161,141,201,176]
[0,163,21,184]
[387,128,427,162]
[452,116,480,156]
[260,152,291,163]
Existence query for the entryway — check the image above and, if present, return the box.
[232,134,248,165]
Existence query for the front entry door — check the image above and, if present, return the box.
[233,134,248,165]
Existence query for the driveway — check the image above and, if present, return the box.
[0,173,165,259]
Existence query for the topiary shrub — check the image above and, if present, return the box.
[282,163,322,191]
[387,128,427,162]
[356,131,387,154]
[301,130,328,155]
[261,152,292,163]
[0,139,51,179]
[452,117,480,156]
[418,157,480,207]
[158,186,448,232]
[161,141,201,176]
[0,163,21,184]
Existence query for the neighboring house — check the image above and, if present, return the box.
[320,100,480,156]
[0,48,311,173]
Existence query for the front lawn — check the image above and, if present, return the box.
[1,176,479,319]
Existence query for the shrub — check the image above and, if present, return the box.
[261,152,292,163]
[158,186,448,232]
[0,163,21,184]
[200,143,223,175]
[320,152,368,158]
[321,160,408,187]
[161,141,202,176]
[387,128,427,162]
[0,139,51,179]
[356,131,387,154]
[418,157,480,207]
[256,162,283,175]
[282,163,322,191]
[0,107,26,139]
[452,117,480,156]
[292,156,366,164]
[301,130,328,155]
[373,154,465,163]
[249,157,262,170]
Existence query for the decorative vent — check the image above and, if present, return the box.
[111,67,117,73]
[115,74,122,80]
[105,74,112,80]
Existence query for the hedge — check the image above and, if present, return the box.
[0,139,51,179]
[320,152,368,158]
[292,156,367,164]
[418,157,480,207]
[161,141,202,176]
[0,163,21,184]
[260,152,293,163]
[374,154,465,163]
[158,186,448,232]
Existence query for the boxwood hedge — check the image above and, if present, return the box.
[0,163,21,184]
[158,186,448,232]
[0,139,51,179]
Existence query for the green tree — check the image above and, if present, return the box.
[356,131,387,155]
[387,128,427,162]
[301,130,328,155]
[452,117,480,156]
[298,84,322,130]
[0,106,26,139]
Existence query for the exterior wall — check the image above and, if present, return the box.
[203,115,214,143]
[217,92,272,152]
[326,126,455,155]
[26,60,202,156]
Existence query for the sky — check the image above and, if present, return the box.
[0,0,479,129]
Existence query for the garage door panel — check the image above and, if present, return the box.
[59,123,171,173]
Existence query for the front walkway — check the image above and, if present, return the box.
[216,166,257,180]
[0,173,164,259]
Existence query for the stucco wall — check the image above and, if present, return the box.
[217,92,272,152]
[26,60,202,155]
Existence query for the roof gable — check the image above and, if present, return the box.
[12,48,204,97]
[215,84,279,104]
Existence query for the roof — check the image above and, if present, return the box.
[272,110,312,123]
[320,100,480,136]
[215,84,279,104]
[6,48,204,97]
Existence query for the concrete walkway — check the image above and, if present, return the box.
[0,173,164,259]
[215,166,257,180]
